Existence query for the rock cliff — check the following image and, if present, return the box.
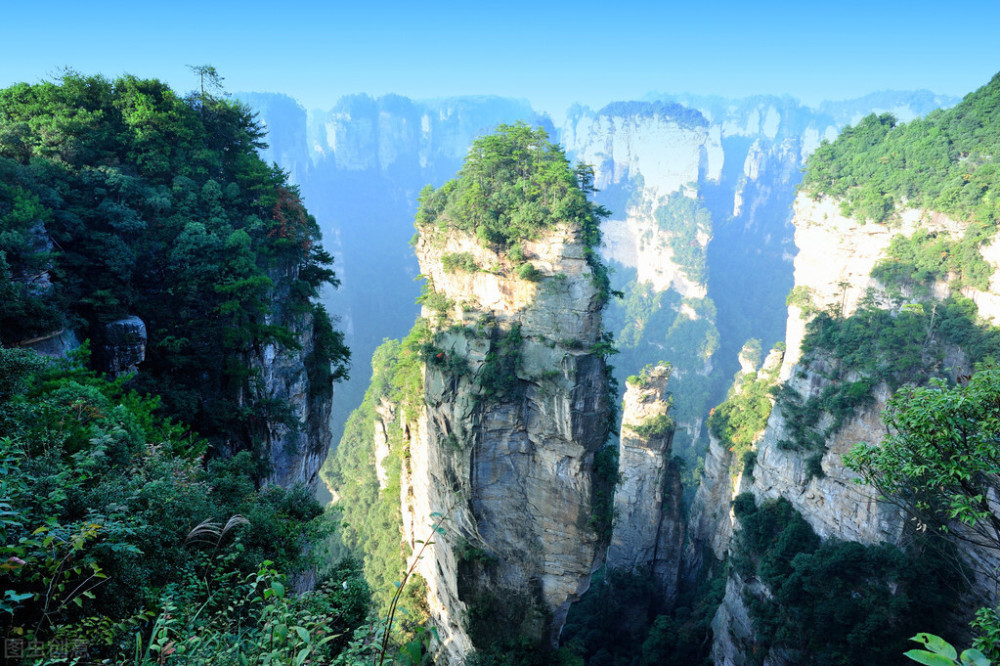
[391,221,611,663]
[706,192,1000,664]
[606,364,683,603]
[562,102,716,298]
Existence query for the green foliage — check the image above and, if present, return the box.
[777,296,1000,451]
[416,122,608,252]
[654,192,712,283]
[516,262,542,282]
[120,558,371,665]
[626,361,670,388]
[905,633,991,666]
[873,229,994,293]
[846,367,1000,560]
[416,282,454,318]
[802,74,1000,226]
[785,285,818,314]
[559,563,723,666]
[320,338,427,621]
[0,347,334,659]
[732,495,957,666]
[972,607,1000,663]
[0,72,348,461]
[589,446,619,544]
[442,252,480,273]
[708,356,779,473]
[631,413,675,439]
[476,324,523,401]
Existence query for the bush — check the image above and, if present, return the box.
[801,74,1000,226]
[516,261,542,281]
[442,252,479,273]
[732,496,958,666]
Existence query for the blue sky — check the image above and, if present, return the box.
[2,0,998,121]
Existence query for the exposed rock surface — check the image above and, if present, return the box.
[101,316,147,377]
[607,364,683,602]
[562,103,715,297]
[707,192,1000,663]
[686,349,783,575]
[397,224,611,664]
[254,283,333,491]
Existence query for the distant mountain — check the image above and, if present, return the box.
[241,88,956,464]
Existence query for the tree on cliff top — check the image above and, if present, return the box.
[415,122,609,250]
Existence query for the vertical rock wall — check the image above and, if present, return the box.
[706,194,1000,664]
[397,224,611,664]
[607,364,684,603]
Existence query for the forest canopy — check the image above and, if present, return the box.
[0,71,348,456]
[802,72,1000,226]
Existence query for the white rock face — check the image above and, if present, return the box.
[749,369,904,545]
[600,212,709,297]
[562,105,717,297]
[781,195,978,378]
[399,224,611,664]
[562,108,718,200]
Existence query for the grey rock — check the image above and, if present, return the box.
[101,316,146,377]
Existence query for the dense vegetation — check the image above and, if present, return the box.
[0,72,349,462]
[559,564,724,666]
[802,72,1000,226]
[731,494,957,665]
[320,334,427,621]
[776,295,1000,452]
[654,192,712,283]
[708,347,780,474]
[872,228,994,293]
[846,367,1000,661]
[0,73,424,664]
[416,122,614,303]
[416,122,607,250]
[0,346,375,662]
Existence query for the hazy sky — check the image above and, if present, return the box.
[2,0,998,121]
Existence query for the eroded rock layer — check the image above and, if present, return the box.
[396,224,612,663]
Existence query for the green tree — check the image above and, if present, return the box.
[846,367,1000,566]
[847,367,1000,660]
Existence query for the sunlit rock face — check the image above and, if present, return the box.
[306,95,548,174]
[562,102,716,297]
[707,191,1000,663]
[392,224,611,664]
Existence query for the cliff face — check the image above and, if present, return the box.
[560,95,955,466]
[393,223,610,663]
[562,103,716,298]
[246,93,555,452]
[255,299,334,490]
[606,365,683,602]
[7,214,332,493]
[705,193,1000,664]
